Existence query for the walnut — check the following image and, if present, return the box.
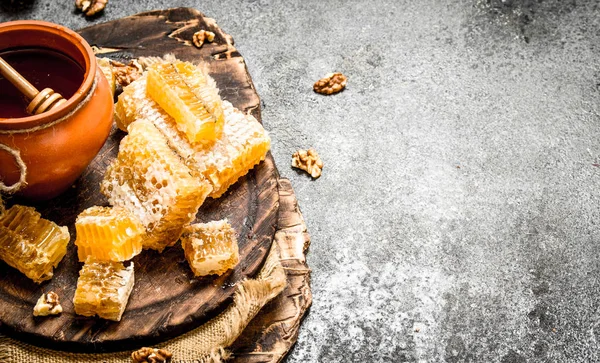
[131,347,173,363]
[110,59,143,88]
[192,30,216,49]
[33,291,63,316]
[75,0,107,16]
[292,148,323,178]
[313,72,347,95]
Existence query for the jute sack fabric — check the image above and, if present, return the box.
[0,242,286,363]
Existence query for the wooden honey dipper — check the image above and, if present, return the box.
[0,56,67,115]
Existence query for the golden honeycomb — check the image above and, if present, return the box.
[146,61,224,144]
[73,257,134,321]
[115,75,270,198]
[181,219,240,277]
[75,206,144,262]
[0,205,69,283]
[96,57,116,96]
[100,119,212,252]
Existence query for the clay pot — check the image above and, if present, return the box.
[0,20,113,201]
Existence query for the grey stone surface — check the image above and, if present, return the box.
[3,0,600,361]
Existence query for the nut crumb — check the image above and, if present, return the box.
[313,72,347,95]
[75,0,107,16]
[192,30,216,49]
[131,347,173,363]
[110,59,143,88]
[292,148,323,179]
[33,291,62,316]
[414,327,420,333]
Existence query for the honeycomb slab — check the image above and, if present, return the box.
[0,205,69,283]
[147,61,224,144]
[100,119,212,252]
[73,258,134,321]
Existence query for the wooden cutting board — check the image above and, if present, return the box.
[0,8,279,353]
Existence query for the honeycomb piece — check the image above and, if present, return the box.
[0,205,69,283]
[96,57,115,96]
[146,61,224,144]
[115,75,270,198]
[75,206,144,262]
[73,258,134,321]
[100,119,212,252]
[136,54,178,72]
[181,220,239,277]
[195,102,271,197]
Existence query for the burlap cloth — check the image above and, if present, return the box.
[0,242,287,363]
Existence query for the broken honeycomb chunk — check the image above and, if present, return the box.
[181,220,240,277]
[73,258,134,321]
[115,75,270,198]
[75,206,144,262]
[147,61,224,144]
[0,205,69,283]
[96,57,116,96]
[100,119,212,252]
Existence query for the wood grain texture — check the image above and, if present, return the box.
[0,8,278,353]
[230,178,313,363]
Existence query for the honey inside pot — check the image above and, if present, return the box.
[0,47,84,119]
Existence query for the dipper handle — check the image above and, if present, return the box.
[0,56,66,115]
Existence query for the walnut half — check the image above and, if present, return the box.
[192,30,216,49]
[33,291,63,316]
[131,347,173,363]
[292,148,324,179]
[313,72,347,95]
[75,0,107,16]
[110,59,143,88]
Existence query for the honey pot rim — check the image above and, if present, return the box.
[0,20,97,130]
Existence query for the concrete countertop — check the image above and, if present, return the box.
[2,0,600,361]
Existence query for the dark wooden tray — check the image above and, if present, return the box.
[230,178,312,363]
[0,8,279,353]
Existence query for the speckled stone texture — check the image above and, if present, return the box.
[2,0,600,362]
